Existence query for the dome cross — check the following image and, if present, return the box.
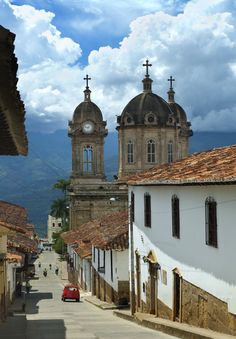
[84,74,91,89]
[143,59,152,78]
[168,76,175,90]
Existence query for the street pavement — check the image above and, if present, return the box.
[0,251,177,339]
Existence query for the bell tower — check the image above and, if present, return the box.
[68,75,107,184]
[68,76,128,230]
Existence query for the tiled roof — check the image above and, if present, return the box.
[61,210,128,254]
[0,25,28,155]
[0,220,26,234]
[128,144,236,186]
[0,201,28,227]
[8,233,37,252]
[6,252,24,263]
[92,211,128,251]
[74,241,92,259]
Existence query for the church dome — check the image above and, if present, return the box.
[120,92,172,126]
[168,102,187,125]
[73,101,103,123]
[117,60,173,127]
[72,75,103,124]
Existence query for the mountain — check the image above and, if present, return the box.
[0,130,235,236]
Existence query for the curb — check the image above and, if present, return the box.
[113,311,234,339]
[85,297,119,310]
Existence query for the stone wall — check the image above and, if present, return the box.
[182,279,236,336]
[93,270,129,305]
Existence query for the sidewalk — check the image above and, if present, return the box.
[84,296,236,339]
[0,293,27,339]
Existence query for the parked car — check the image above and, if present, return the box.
[61,284,80,302]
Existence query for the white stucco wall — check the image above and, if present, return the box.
[129,184,236,314]
[7,262,20,301]
[92,247,128,291]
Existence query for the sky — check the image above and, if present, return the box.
[1,0,236,133]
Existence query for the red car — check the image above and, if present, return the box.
[61,284,80,302]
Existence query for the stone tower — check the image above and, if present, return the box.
[68,76,127,229]
[68,75,107,184]
[116,60,192,178]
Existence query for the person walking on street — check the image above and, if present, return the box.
[26,280,31,294]
[43,268,47,277]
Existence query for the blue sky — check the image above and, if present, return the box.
[1,0,236,132]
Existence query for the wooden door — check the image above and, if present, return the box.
[173,272,181,321]
[149,263,157,315]
[136,253,141,309]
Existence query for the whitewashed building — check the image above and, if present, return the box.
[128,144,236,336]
[62,210,129,304]
[91,211,129,305]
[47,215,62,243]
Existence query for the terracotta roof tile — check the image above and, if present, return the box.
[0,220,26,233]
[0,201,28,227]
[128,144,236,185]
[6,252,24,263]
[8,233,37,252]
[61,210,128,253]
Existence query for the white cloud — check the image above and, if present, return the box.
[5,2,82,67]
[1,0,236,133]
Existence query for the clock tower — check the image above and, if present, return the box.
[68,75,107,184]
[68,76,127,229]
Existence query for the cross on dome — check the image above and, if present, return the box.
[168,76,175,90]
[142,59,152,78]
[84,74,91,89]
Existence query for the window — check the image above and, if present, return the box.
[144,193,151,227]
[83,145,93,173]
[147,140,156,163]
[127,141,134,163]
[130,191,135,222]
[168,142,173,163]
[110,250,113,281]
[93,247,96,262]
[172,195,180,238]
[98,250,105,273]
[205,197,218,248]
[58,223,61,227]
[52,223,55,227]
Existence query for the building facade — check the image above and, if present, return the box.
[68,77,127,229]
[47,215,62,243]
[116,61,192,178]
[128,144,236,336]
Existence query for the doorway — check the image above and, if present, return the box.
[135,252,141,309]
[149,262,158,315]
[173,270,181,321]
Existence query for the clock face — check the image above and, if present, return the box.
[82,121,94,134]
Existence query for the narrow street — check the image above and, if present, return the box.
[1,251,177,339]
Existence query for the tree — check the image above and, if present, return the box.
[50,197,68,227]
[50,178,70,253]
[52,178,71,197]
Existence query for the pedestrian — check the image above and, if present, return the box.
[55,266,59,275]
[49,264,52,270]
[26,280,31,294]
[38,262,41,268]
[16,281,22,297]
[43,268,47,277]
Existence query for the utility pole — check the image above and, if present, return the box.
[129,204,136,315]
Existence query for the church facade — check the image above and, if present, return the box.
[117,61,192,178]
[68,76,127,229]
[68,61,192,229]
